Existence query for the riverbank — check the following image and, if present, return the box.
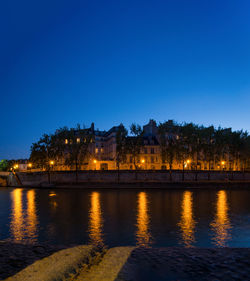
[2,242,250,281]
[6,170,250,188]
[4,181,250,189]
[0,241,68,279]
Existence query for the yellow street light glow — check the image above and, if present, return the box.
[187,159,191,164]
[14,164,19,169]
[28,163,32,168]
[49,192,57,197]
[93,160,97,164]
[50,160,54,165]
[141,159,145,163]
[221,161,225,165]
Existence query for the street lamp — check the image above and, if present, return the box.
[221,161,226,171]
[28,163,32,172]
[48,160,55,184]
[140,159,145,170]
[184,159,191,169]
[93,159,97,170]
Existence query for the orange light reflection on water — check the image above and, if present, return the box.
[210,190,231,247]
[26,190,38,242]
[136,192,152,247]
[178,191,196,247]
[10,189,24,241]
[10,189,38,242]
[88,192,104,246]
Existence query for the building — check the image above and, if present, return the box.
[52,120,245,171]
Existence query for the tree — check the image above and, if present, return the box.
[30,134,56,183]
[175,125,192,181]
[158,123,168,167]
[126,124,144,179]
[201,126,215,180]
[56,124,93,183]
[158,120,179,181]
[115,124,128,182]
[240,134,250,175]
[181,123,201,180]
[0,159,9,171]
[30,134,56,169]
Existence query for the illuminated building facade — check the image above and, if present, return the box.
[51,119,243,171]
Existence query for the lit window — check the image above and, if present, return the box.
[95,148,98,154]
[77,138,80,143]
[101,148,104,153]
[65,139,68,144]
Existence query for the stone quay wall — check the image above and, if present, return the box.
[13,170,250,187]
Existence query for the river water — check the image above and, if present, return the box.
[0,188,250,248]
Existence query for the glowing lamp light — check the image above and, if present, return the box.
[221,161,225,166]
[49,192,57,197]
[14,164,19,169]
[28,163,32,168]
[93,160,97,164]
[187,159,191,164]
[50,160,54,165]
[141,159,145,163]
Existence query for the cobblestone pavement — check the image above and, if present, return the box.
[0,241,68,280]
[116,247,250,281]
[75,247,134,281]
[2,244,250,281]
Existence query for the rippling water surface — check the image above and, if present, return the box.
[1,188,250,247]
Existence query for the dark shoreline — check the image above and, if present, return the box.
[0,241,68,280]
[2,242,250,281]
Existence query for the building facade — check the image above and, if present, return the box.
[53,120,244,171]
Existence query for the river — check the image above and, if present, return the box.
[1,188,250,248]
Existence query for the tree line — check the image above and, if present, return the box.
[29,120,250,180]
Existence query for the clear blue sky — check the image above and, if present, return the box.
[1,0,250,159]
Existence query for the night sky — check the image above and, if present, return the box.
[1,0,250,159]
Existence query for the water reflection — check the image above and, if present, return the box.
[136,192,152,247]
[5,188,250,248]
[49,191,58,209]
[88,192,104,246]
[10,189,24,241]
[178,191,196,247]
[210,190,231,247]
[10,189,38,242]
[26,190,38,241]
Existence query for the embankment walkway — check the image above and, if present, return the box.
[5,244,250,281]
